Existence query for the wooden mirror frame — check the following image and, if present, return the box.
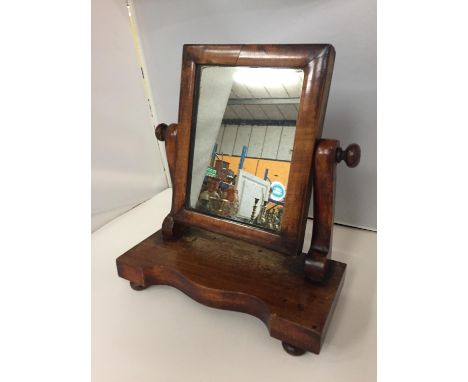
[160,44,335,256]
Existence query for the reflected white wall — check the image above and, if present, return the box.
[190,67,234,207]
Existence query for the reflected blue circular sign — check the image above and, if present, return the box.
[270,181,286,201]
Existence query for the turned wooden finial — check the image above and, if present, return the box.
[155,123,168,142]
[336,143,361,168]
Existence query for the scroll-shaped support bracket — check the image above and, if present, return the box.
[155,123,187,240]
[305,139,361,283]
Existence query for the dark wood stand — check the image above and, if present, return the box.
[116,123,360,356]
[117,227,346,355]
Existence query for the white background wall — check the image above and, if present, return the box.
[91,0,169,231]
[132,0,376,230]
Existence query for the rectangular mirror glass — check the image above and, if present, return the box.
[188,65,304,233]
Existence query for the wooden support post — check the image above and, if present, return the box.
[155,123,187,240]
[305,139,361,283]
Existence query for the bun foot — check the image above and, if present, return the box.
[282,342,306,356]
[130,282,147,291]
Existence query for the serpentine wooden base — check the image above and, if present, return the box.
[116,227,346,355]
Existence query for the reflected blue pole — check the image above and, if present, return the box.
[239,145,247,170]
[210,143,218,167]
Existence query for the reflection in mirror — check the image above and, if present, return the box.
[189,66,304,233]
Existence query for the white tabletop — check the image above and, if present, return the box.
[92,188,376,382]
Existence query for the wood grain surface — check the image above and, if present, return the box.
[117,227,346,353]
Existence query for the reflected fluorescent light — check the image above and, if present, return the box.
[233,68,302,87]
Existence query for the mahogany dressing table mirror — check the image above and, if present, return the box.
[116,44,361,356]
